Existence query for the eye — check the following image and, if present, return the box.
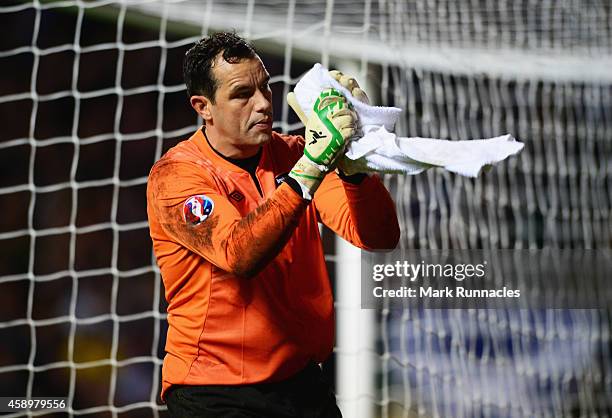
[232,89,252,99]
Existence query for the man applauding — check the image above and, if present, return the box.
[147,32,399,418]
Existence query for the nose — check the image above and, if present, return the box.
[253,87,272,114]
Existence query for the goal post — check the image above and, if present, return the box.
[0,1,611,417]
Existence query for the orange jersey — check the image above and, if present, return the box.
[146,128,399,399]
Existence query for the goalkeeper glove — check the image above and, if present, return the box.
[329,70,370,104]
[328,70,371,177]
[288,89,357,199]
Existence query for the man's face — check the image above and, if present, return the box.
[205,55,273,153]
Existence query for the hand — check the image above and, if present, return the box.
[329,70,372,177]
[288,88,358,199]
[329,70,370,104]
[336,155,368,177]
[303,89,357,167]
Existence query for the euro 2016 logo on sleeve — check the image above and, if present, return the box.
[183,195,214,226]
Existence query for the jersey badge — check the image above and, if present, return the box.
[183,195,214,226]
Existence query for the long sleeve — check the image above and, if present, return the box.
[147,159,308,278]
[313,171,400,250]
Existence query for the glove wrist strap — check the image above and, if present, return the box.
[288,156,325,200]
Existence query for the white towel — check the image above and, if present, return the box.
[293,64,525,177]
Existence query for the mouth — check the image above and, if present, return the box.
[251,118,272,129]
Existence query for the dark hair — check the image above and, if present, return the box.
[183,32,257,103]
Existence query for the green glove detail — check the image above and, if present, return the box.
[287,88,358,199]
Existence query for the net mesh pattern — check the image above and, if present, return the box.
[0,1,610,417]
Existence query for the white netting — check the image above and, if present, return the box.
[0,1,610,417]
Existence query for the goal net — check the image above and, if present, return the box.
[0,0,610,417]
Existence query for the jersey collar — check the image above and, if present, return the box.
[192,127,252,173]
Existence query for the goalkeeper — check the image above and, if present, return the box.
[147,32,399,418]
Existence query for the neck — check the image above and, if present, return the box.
[204,127,260,159]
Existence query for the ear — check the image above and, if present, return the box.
[190,95,213,124]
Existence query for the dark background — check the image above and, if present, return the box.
[2,1,611,417]
[0,3,323,416]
